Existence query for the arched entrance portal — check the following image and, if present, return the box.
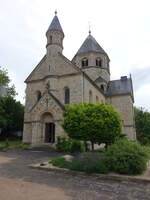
[41,113,55,143]
[45,122,55,143]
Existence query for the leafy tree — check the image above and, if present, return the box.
[0,96,24,138]
[134,107,150,144]
[62,103,122,150]
[0,66,17,97]
[0,99,7,131]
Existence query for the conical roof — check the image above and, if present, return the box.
[76,34,107,56]
[47,13,64,35]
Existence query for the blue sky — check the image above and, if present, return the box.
[0,0,150,110]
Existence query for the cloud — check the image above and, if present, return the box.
[131,67,150,91]
[134,83,150,110]
[0,0,150,110]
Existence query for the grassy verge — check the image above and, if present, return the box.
[50,157,69,168]
[0,139,29,151]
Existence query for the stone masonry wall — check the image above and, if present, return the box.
[83,76,105,103]
[106,95,136,140]
[73,52,110,83]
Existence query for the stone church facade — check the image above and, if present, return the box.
[23,12,136,145]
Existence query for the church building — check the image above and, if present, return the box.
[23,12,136,145]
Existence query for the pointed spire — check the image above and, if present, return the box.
[46,11,64,35]
[76,34,108,56]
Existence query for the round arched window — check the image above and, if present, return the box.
[82,58,88,67]
[101,85,104,91]
[89,90,93,103]
[36,91,41,101]
[64,88,70,104]
[96,58,102,67]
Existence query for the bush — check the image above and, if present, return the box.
[70,140,84,153]
[50,157,69,168]
[56,136,71,152]
[56,136,84,153]
[70,152,109,174]
[106,139,150,175]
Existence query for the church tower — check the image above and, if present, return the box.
[46,11,64,56]
[72,31,110,91]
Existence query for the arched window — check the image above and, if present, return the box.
[65,88,70,104]
[50,35,52,44]
[101,84,104,91]
[82,58,88,67]
[96,58,102,67]
[36,91,41,101]
[96,96,99,103]
[89,90,93,103]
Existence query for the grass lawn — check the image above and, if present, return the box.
[0,139,28,150]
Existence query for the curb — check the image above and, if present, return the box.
[30,163,150,184]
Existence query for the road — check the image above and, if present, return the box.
[0,149,150,200]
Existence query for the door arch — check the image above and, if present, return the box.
[41,112,55,143]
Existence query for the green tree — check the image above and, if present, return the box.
[134,107,150,144]
[0,66,17,97]
[0,96,24,138]
[62,103,122,150]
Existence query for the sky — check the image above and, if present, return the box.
[0,0,150,110]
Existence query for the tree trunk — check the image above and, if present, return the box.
[84,141,88,152]
[105,143,108,149]
[91,141,94,151]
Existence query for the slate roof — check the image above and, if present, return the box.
[95,76,107,84]
[106,77,133,96]
[47,14,64,35]
[76,34,108,57]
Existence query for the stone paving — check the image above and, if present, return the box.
[0,149,150,200]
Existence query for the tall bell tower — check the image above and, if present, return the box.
[46,11,64,56]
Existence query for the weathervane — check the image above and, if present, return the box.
[88,21,91,35]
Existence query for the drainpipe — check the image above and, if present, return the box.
[82,72,85,103]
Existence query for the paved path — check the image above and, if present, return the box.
[0,149,150,200]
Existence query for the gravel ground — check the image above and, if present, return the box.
[0,149,150,200]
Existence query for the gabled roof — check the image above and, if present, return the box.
[47,14,64,35]
[106,77,133,97]
[76,34,108,57]
[25,55,46,83]
[30,90,65,113]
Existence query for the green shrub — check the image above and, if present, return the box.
[56,136,84,153]
[106,139,150,175]
[70,140,84,153]
[0,140,28,151]
[0,139,10,151]
[70,152,109,174]
[56,136,71,152]
[50,157,69,168]
[19,143,29,150]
